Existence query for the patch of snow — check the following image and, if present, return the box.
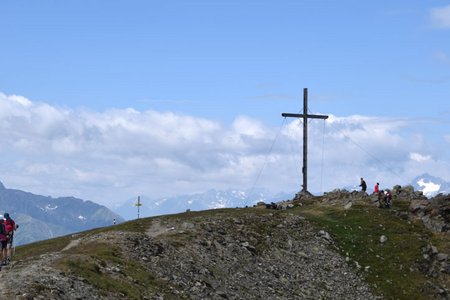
[209,202,226,209]
[45,204,58,211]
[155,198,167,206]
[37,204,58,212]
[231,190,246,199]
[417,178,441,197]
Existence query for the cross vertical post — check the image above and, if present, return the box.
[282,88,329,194]
[302,88,308,192]
[135,196,142,219]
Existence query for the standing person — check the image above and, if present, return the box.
[4,212,18,264]
[385,190,392,208]
[0,218,7,267]
[359,178,367,192]
[378,190,385,208]
[374,182,380,194]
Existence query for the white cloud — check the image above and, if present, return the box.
[8,94,32,107]
[430,5,450,29]
[232,116,266,138]
[409,152,431,163]
[0,92,449,208]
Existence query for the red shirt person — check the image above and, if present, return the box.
[374,182,379,194]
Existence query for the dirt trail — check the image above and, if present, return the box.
[62,238,81,251]
[0,252,62,298]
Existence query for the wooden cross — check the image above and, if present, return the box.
[281,88,328,194]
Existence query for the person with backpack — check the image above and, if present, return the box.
[377,190,385,208]
[0,218,7,267]
[385,190,392,208]
[4,212,18,265]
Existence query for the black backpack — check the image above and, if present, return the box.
[0,221,6,237]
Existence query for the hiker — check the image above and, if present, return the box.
[0,218,7,267]
[359,178,367,192]
[378,190,385,208]
[374,182,379,194]
[4,212,18,265]
[384,190,392,208]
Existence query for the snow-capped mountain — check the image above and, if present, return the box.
[411,173,450,198]
[114,173,450,220]
[114,189,295,220]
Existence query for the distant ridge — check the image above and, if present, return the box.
[114,189,294,220]
[0,181,124,245]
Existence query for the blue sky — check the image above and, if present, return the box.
[0,1,449,208]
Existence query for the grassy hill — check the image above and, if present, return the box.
[1,193,448,299]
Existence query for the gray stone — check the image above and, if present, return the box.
[437,253,448,261]
[318,230,332,242]
[431,246,439,255]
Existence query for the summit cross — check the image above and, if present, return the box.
[281,88,329,194]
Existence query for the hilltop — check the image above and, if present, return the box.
[0,186,448,299]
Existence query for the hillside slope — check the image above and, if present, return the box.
[0,182,124,245]
[0,189,448,299]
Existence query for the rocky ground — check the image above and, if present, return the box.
[0,185,448,300]
[0,210,380,300]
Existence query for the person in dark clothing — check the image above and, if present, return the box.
[378,190,385,208]
[0,219,7,267]
[359,178,367,192]
[384,190,392,208]
[3,213,18,265]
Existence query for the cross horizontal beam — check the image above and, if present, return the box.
[281,113,328,119]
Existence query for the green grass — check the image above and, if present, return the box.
[100,217,153,234]
[295,199,441,300]
[14,216,155,261]
[14,234,74,261]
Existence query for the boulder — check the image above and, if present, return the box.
[410,195,450,233]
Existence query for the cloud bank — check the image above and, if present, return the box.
[0,92,449,208]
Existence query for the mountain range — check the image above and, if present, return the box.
[2,172,448,245]
[114,173,450,220]
[0,181,124,246]
[113,189,295,220]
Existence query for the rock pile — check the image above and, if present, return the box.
[420,243,450,298]
[128,212,379,299]
[410,194,450,233]
[391,185,427,201]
